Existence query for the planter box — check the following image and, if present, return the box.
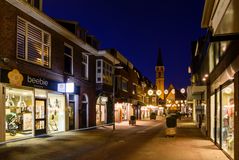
[129,120,136,125]
[165,127,176,137]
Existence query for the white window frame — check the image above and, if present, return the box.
[16,16,51,68]
[82,53,89,79]
[96,59,103,83]
[64,43,73,75]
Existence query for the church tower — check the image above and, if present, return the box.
[155,48,165,100]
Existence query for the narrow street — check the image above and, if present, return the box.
[0,117,228,160]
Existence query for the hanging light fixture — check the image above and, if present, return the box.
[17,96,26,108]
[5,94,15,107]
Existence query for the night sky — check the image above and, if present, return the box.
[43,0,206,89]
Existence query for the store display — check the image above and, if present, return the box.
[48,95,65,133]
[23,113,32,130]
[5,88,33,139]
[221,84,234,158]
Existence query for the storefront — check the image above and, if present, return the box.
[140,105,162,120]
[96,96,108,125]
[0,69,79,142]
[114,102,133,122]
[141,106,150,120]
[210,82,234,158]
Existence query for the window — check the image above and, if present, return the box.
[221,83,234,158]
[81,54,89,79]
[64,44,73,75]
[132,84,137,95]
[17,17,51,68]
[103,61,112,85]
[122,78,128,92]
[96,59,113,85]
[96,59,102,83]
[25,0,42,10]
[210,95,215,141]
[81,94,89,128]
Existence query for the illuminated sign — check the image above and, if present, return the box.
[57,83,75,93]
[66,83,74,93]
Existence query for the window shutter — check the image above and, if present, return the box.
[17,18,26,59]
[16,17,51,68]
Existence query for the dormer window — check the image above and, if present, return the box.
[25,0,43,11]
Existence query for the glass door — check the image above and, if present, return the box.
[35,99,46,135]
[69,102,75,130]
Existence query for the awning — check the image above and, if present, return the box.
[187,86,206,100]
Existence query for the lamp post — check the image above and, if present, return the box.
[112,64,123,131]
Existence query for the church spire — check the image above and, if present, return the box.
[156,48,163,66]
[155,48,165,100]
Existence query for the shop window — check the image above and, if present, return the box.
[210,95,215,141]
[64,44,73,75]
[221,83,234,158]
[17,17,51,67]
[48,93,65,133]
[216,90,220,145]
[81,54,89,79]
[96,96,107,125]
[214,43,220,66]
[5,88,34,141]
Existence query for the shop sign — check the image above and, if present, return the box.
[57,83,75,93]
[66,83,74,93]
[27,75,48,87]
[57,83,66,93]
[1,69,57,91]
[7,69,23,87]
[1,69,80,94]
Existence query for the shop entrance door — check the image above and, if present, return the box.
[35,99,46,135]
[69,102,75,130]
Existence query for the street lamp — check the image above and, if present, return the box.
[112,64,123,131]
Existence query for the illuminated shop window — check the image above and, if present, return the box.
[5,88,34,141]
[47,93,65,133]
[221,83,234,158]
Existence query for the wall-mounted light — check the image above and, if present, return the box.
[1,57,10,64]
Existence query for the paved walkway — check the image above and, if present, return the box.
[142,116,229,160]
[0,117,229,160]
[108,116,229,160]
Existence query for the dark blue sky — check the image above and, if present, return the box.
[43,0,206,89]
